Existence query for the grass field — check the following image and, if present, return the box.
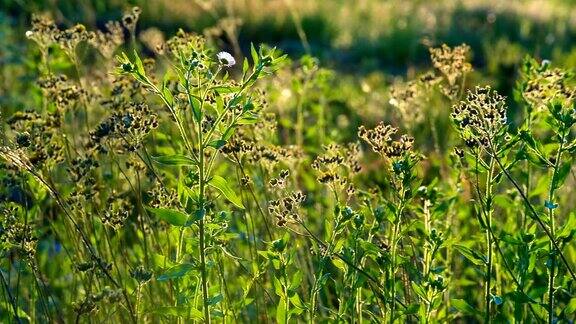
[1,0,576,323]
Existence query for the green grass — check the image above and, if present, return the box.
[1,2,576,323]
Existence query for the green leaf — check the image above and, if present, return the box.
[146,207,189,226]
[133,49,146,77]
[552,162,571,191]
[162,74,174,107]
[566,298,576,314]
[208,294,223,306]
[236,114,259,125]
[208,175,244,209]
[242,58,249,75]
[400,304,420,315]
[207,139,227,149]
[411,282,428,302]
[290,271,303,290]
[190,95,202,122]
[221,126,237,140]
[211,85,237,94]
[289,293,305,310]
[454,245,486,266]
[157,263,195,281]
[276,298,287,324]
[147,306,203,319]
[451,299,481,316]
[250,43,259,67]
[152,154,197,166]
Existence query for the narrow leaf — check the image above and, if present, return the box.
[208,175,244,209]
[152,155,197,166]
[454,245,486,266]
[451,299,481,316]
[157,263,195,281]
[146,207,189,226]
[147,306,203,319]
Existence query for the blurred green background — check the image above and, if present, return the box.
[3,0,576,103]
[4,0,576,67]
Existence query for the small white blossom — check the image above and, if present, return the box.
[25,31,34,38]
[217,51,236,67]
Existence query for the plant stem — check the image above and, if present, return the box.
[485,157,496,323]
[310,195,340,322]
[487,139,576,281]
[198,91,211,323]
[390,219,400,323]
[547,131,566,323]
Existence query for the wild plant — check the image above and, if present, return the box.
[117,31,286,322]
[2,6,576,323]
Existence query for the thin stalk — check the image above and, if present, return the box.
[232,153,274,240]
[284,0,312,54]
[390,218,401,323]
[486,139,576,281]
[298,222,410,311]
[546,130,566,323]
[472,159,543,322]
[0,270,22,324]
[16,169,137,322]
[197,77,211,324]
[135,284,142,323]
[310,203,339,322]
[389,182,407,323]
[484,156,496,323]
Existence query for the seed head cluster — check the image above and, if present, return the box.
[389,80,425,124]
[54,24,89,59]
[268,191,306,227]
[122,7,141,34]
[160,29,207,61]
[0,207,38,258]
[522,62,575,113]
[6,110,64,169]
[358,123,414,160]
[25,14,58,49]
[88,21,124,59]
[38,75,86,110]
[429,44,472,86]
[269,169,290,189]
[451,86,507,148]
[89,102,158,153]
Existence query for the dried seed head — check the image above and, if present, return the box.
[130,265,153,284]
[429,44,472,86]
[26,14,58,49]
[268,191,306,227]
[451,86,507,148]
[54,24,89,59]
[161,29,207,62]
[139,27,165,54]
[122,7,141,33]
[88,21,124,59]
[521,60,575,113]
[89,102,158,153]
[389,80,424,124]
[358,122,414,160]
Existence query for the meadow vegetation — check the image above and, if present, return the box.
[1,1,576,323]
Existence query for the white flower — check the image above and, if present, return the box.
[25,31,34,39]
[216,51,236,67]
